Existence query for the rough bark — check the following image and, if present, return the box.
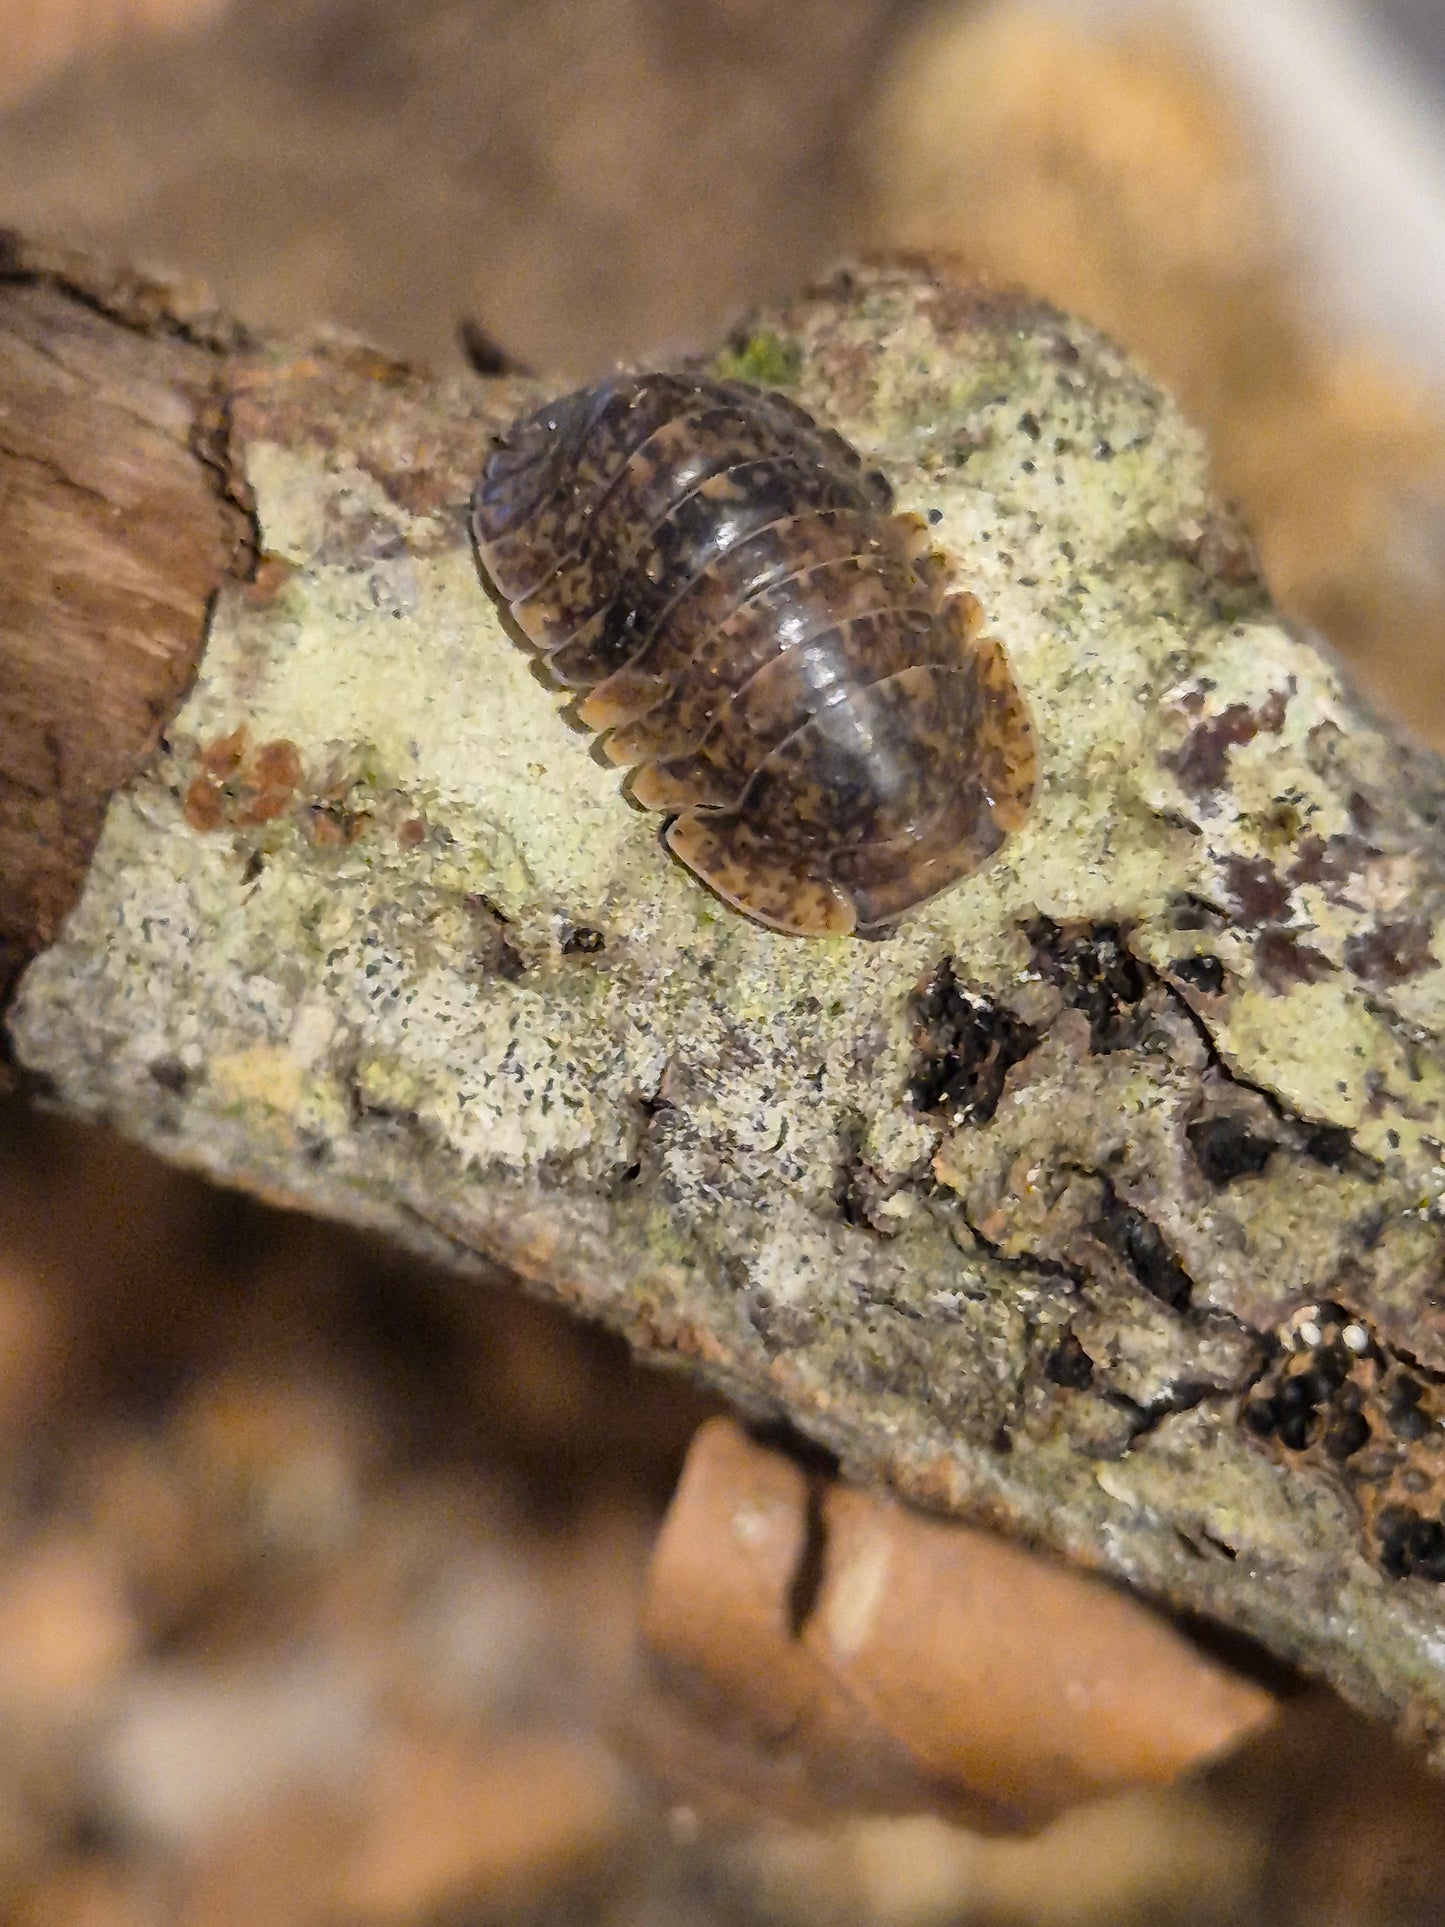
[0,235,254,1021]
[7,240,1445,1760]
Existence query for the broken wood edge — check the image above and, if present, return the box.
[0,235,257,1042]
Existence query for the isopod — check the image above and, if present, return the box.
[471,373,1036,936]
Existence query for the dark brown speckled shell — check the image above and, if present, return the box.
[471,374,1036,936]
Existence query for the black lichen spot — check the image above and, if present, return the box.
[1026,919,1147,1052]
[1219,853,1292,927]
[1323,1406,1371,1461]
[1099,1187,1193,1310]
[561,924,606,956]
[1377,1506,1445,1582]
[1276,1402,1315,1453]
[1163,689,1288,798]
[148,1057,190,1094]
[1384,1371,1433,1443]
[1170,893,1228,935]
[1241,1303,1445,1580]
[1288,832,1375,901]
[1255,928,1335,993]
[1044,1330,1095,1390]
[1188,1114,1275,1183]
[466,893,527,981]
[1243,1397,1278,1439]
[907,958,1040,1125]
[1266,1360,1347,1451]
[1344,918,1437,986]
[1302,1124,1354,1168]
[1171,953,1226,995]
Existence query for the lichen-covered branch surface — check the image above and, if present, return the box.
[11,251,1445,1759]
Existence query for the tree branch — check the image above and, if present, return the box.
[7,239,1445,1760]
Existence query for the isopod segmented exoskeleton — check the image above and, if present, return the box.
[471,372,1036,936]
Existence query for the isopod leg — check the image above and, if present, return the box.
[664,811,855,937]
[578,670,671,734]
[966,625,1037,830]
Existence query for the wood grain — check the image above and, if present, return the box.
[0,246,247,1025]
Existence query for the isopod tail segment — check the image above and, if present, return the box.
[664,619,1037,937]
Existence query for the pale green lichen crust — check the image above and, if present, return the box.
[13,262,1445,1757]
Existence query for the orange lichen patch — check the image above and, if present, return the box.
[183,732,306,833]
[235,787,290,827]
[295,756,382,850]
[301,802,371,850]
[240,555,296,609]
[182,775,226,833]
[238,739,303,822]
[637,1420,1274,1829]
[199,725,249,780]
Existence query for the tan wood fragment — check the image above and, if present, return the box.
[634,1418,1274,1827]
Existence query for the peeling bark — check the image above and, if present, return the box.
[0,235,252,1018]
[8,243,1445,1759]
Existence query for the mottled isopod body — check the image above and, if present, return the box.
[471,373,1036,936]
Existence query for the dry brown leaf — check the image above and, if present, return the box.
[635,1420,1274,1830]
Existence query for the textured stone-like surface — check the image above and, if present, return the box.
[13,260,1445,1757]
